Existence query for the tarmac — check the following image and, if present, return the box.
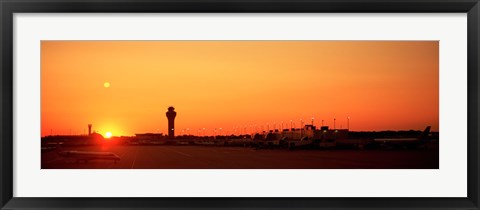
[41,144,439,169]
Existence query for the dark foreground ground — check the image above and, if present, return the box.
[41,145,439,169]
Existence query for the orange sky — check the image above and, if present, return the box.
[41,41,439,137]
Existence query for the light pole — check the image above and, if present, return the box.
[311,117,314,126]
[290,120,293,131]
[293,122,296,139]
[347,116,350,131]
[334,117,336,130]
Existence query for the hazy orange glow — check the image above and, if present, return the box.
[41,41,439,137]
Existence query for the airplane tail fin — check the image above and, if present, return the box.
[418,126,431,141]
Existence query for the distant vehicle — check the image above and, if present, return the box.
[263,133,283,148]
[250,132,286,149]
[58,151,121,163]
[225,138,253,147]
[287,136,316,150]
[373,126,431,149]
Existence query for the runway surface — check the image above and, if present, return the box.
[41,145,439,169]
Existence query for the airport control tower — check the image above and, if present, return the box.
[166,106,176,139]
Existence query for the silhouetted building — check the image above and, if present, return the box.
[276,125,348,141]
[41,132,104,146]
[134,133,165,144]
[166,106,176,139]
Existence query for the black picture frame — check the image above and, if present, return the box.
[1,0,479,209]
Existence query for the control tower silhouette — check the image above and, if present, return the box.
[88,124,92,136]
[166,106,177,138]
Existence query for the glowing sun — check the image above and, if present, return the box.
[104,82,110,88]
[105,132,112,138]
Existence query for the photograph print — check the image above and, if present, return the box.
[41,41,439,169]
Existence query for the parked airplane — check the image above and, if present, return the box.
[58,151,121,163]
[373,126,431,149]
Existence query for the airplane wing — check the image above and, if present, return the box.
[59,151,121,162]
